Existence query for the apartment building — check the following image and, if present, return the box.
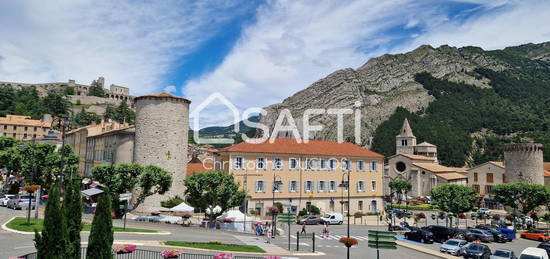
[216,138,385,216]
[0,115,51,140]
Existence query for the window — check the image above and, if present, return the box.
[358,201,363,211]
[255,181,265,192]
[341,181,349,191]
[273,181,283,192]
[342,160,352,171]
[357,161,366,171]
[273,158,283,170]
[34,127,37,132]
[370,161,378,171]
[233,157,244,169]
[328,159,337,171]
[503,174,506,183]
[472,184,480,193]
[13,126,17,130]
[486,185,493,194]
[23,134,27,138]
[3,125,6,130]
[319,159,328,170]
[289,158,300,170]
[289,181,298,192]
[305,159,317,170]
[318,181,326,192]
[357,181,365,192]
[329,200,335,211]
[256,158,266,169]
[371,181,377,191]
[305,181,313,192]
[474,172,478,182]
[329,181,336,192]
[486,173,494,183]
[24,126,27,131]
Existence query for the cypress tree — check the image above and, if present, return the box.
[64,177,82,259]
[34,183,68,259]
[86,187,114,259]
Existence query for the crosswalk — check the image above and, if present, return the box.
[288,234,369,241]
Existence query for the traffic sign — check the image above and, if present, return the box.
[368,230,397,250]
[277,213,296,223]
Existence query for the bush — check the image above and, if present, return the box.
[161,196,184,209]
[354,212,364,218]
[365,212,380,216]
[308,205,321,215]
[274,202,284,213]
[388,203,435,210]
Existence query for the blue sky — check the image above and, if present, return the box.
[0,0,549,127]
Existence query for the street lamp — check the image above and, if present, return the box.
[52,115,71,184]
[272,174,282,237]
[339,169,351,259]
[17,136,36,226]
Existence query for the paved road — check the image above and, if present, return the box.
[0,206,438,258]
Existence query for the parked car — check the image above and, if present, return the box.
[0,194,16,206]
[321,213,343,225]
[490,249,516,259]
[297,215,321,225]
[520,230,550,242]
[404,226,434,243]
[463,243,492,259]
[454,229,477,242]
[422,225,457,243]
[476,225,508,242]
[440,239,467,256]
[469,229,495,243]
[537,242,550,257]
[519,247,548,259]
[7,195,36,210]
[478,208,492,214]
[497,227,516,241]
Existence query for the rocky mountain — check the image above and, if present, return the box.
[259,42,550,167]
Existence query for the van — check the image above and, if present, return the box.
[321,213,343,225]
[519,247,549,259]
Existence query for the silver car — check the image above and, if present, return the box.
[490,249,516,259]
[440,238,468,256]
[0,194,16,206]
[7,195,36,210]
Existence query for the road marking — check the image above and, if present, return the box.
[300,242,310,246]
[352,235,368,241]
[290,234,297,239]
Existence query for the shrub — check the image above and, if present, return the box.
[86,188,114,259]
[161,196,184,209]
[354,212,364,218]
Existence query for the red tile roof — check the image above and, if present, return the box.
[187,162,213,176]
[219,138,384,158]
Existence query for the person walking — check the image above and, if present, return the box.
[301,222,307,235]
[322,222,329,238]
[266,223,272,243]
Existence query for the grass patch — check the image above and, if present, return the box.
[6,217,156,233]
[165,241,265,253]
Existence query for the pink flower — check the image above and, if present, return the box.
[264,256,282,259]
[214,252,233,259]
[160,249,182,258]
[112,244,137,253]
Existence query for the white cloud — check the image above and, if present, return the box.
[184,0,549,127]
[164,85,177,93]
[0,0,250,95]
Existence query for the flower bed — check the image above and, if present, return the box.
[339,237,358,248]
[112,244,137,254]
[160,249,182,258]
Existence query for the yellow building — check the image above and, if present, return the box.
[0,115,51,140]
[215,138,385,216]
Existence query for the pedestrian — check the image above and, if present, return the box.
[266,223,272,243]
[301,222,307,234]
[323,222,329,238]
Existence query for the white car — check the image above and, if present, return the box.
[440,239,467,256]
[0,194,16,206]
[519,247,548,259]
[321,213,344,225]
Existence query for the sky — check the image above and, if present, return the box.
[1,0,549,128]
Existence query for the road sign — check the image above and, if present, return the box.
[277,213,296,223]
[368,230,397,250]
[119,193,132,201]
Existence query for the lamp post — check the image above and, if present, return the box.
[17,135,36,226]
[339,169,351,259]
[52,116,71,185]
[272,174,282,237]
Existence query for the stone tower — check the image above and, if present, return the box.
[504,143,544,184]
[133,92,190,212]
[396,118,416,155]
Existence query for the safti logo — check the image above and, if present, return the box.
[190,92,363,145]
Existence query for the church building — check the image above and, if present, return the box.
[384,119,468,197]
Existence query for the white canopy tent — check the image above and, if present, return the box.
[169,202,194,212]
[216,209,246,221]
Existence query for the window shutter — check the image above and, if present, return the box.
[289,181,292,192]
[262,181,266,192]
[357,182,360,192]
[255,181,259,192]
[297,181,300,192]
[318,181,322,192]
[242,158,246,169]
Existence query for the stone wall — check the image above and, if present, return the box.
[133,95,190,212]
[504,143,544,184]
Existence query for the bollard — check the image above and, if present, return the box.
[297,231,301,251]
[312,232,315,253]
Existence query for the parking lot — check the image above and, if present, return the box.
[398,232,544,257]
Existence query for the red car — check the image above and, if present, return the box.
[520,230,550,241]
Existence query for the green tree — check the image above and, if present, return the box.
[34,183,68,259]
[64,177,82,259]
[0,136,21,151]
[64,87,75,96]
[72,108,101,127]
[88,80,106,97]
[114,100,135,124]
[184,171,246,219]
[86,188,113,259]
[389,178,412,205]
[430,184,478,226]
[493,183,550,216]
[43,90,71,118]
[161,196,185,209]
[91,163,171,210]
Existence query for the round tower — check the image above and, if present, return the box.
[133,92,190,211]
[504,143,544,184]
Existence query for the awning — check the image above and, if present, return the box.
[169,202,194,212]
[81,187,104,197]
